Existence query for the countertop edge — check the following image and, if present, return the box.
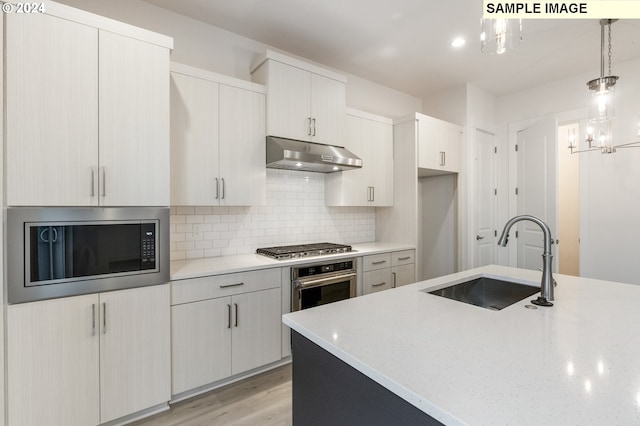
[170,242,416,281]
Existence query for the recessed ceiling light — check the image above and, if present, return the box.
[451,37,466,48]
[295,162,303,167]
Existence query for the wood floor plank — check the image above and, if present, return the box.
[131,364,292,426]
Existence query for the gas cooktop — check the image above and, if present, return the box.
[256,242,353,260]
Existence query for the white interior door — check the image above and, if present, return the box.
[516,117,558,271]
[474,129,497,267]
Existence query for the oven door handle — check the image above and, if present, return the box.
[294,272,357,289]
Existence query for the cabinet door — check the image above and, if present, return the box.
[368,118,394,206]
[266,60,311,141]
[231,288,282,375]
[6,12,99,206]
[219,84,266,205]
[363,269,393,294]
[99,31,170,206]
[392,264,416,287]
[310,73,345,145]
[171,297,232,395]
[418,119,461,174]
[7,295,100,426]
[325,113,369,206]
[99,285,170,423]
[170,72,220,205]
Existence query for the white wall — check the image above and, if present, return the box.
[497,57,640,284]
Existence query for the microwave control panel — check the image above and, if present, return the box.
[141,222,156,270]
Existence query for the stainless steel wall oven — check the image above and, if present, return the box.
[7,207,169,304]
[292,258,357,311]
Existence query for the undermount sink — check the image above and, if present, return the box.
[425,277,540,311]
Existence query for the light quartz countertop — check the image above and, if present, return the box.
[283,265,640,426]
[170,242,414,280]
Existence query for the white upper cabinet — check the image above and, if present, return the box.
[5,7,172,206]
[251,50,346,145]
[98,31,170,206]
[6,12,99,206]
[417,113,462,176]
[325,109,393,206]
[170,63,266,206]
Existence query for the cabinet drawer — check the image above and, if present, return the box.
[362,253,392,271]
[363,269,393,295]
[171,268,281,305]
[392,250,415,266]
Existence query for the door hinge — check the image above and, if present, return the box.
[515,230,519,238]
[494,188,497,196]
[494,230,497,237]
[515,187,519,195]
[494,146,497,154]
[515,144,518,152]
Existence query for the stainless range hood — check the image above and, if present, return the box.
[266,136,362,173]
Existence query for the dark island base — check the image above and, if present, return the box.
[291,331,443,425]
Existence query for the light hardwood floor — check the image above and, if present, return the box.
[131,364,292,426]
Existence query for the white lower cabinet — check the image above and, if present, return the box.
[171,269,282,395]
[362,250,416,295]
[7,285,170,426]
[391,249,417,287]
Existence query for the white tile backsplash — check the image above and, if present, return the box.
[170,169,376,260]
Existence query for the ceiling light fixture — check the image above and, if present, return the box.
[451,37,466,48]
[569,19,640,154]
[480,18,522,55]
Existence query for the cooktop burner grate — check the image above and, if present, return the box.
[256,242,352,260]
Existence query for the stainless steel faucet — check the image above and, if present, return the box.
[497,215,555,307]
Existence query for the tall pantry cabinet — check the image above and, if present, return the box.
[3,3,174,426]
[5,7,172,206]
[377,113,462,281]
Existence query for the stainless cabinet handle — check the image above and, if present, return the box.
[219,282,244,289]
[221,178,225,200]
[92,304,96,336]
[476,235,485,240]
[371,186,375,202]
[227,304,231,329]
[372,282,386,287]
[443,151,446,166]
[372,260,387,265]
[308,117,312,136]
[440,151,446,167]
[234,303,238,327]
[101,167,106,197]
[90,167,95,197]
[312,118,316,136]
[397,256,411,261]
[392,272,397,288]
[215,178,219,200]
[102,303,107,334]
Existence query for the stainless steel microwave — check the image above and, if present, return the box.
[7,207,169,304]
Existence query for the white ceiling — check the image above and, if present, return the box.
[143,0,640,99]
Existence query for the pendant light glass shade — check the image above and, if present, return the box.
[480,18,522,55]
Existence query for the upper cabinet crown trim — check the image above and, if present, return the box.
[23,0,173,48]
[345,107,393,125]
[393,112,463,131]
[171,62,266,94]
[250,49,347,83]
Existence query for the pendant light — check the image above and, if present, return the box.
[570,19,640,154]
[480,18,522,55]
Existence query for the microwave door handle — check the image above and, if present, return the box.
[48,227,55,281]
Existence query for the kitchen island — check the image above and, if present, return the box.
[283,265,640,425]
